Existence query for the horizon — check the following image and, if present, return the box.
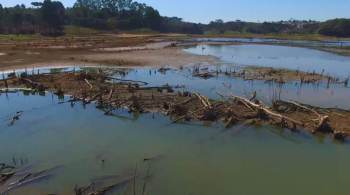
[1,0,349,24]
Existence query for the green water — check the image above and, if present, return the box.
[1,92,350,195]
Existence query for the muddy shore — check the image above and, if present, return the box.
[1,33,349,72]
[0,34,217,71]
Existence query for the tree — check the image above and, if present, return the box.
[208,19,225,33]
[0,4,3,32]
[144,6,161,30]
[0,4,3,18]
[319,19,350,37]
[31,2,43,7]
[40,0,65,36]
[101,0,132,14]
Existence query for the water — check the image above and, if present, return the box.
[1,65,349,109]
[1,92,350,195]
[184,44,350,77]
[1,42,350,194]
[193,37,350,47]
[115,67,350,109]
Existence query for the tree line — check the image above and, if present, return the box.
[0,0,349,37]
[204,19,350,37]
[0,0,203,36]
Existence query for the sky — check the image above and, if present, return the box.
[1,0,349,23]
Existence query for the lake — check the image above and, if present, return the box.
[1,91,350,195]
[1,42,350,194]
[184,44,350,77]
[0,66,350,195]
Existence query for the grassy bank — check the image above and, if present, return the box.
[1,28,348,42]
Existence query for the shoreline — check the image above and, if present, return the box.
[0,42,218,71]
[1,33,350,72]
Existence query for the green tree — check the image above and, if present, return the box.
[101,0,132,14]
[144,6,161,30]
[40,0,65,36]
[319,19,350,37]
[31,2,43,7]
[0,4,3,19]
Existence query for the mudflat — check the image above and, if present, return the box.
[0,34,216,70]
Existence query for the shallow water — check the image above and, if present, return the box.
[184,44,350,77]
[1,92,350,195]
[1,43,350,194]
[1,65,350,109]
[116,66,350,109]
[193,37,350,47]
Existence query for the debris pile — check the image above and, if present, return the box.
[1,70,350,141]
[192,66,350,87]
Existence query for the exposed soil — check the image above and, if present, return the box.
[78,47,215,67]
[0,34,215,70]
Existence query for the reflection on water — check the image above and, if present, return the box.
[184,44,350,77]
[1,92,350,195]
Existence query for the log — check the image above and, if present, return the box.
[314,116,332,133]
[230,95,304,127]
[107,89,114,100]
[172,107,206,123]
[84,79,93,89]
[283,100,331,132]
[284,100,322,118]
[194,93,212,108]
[106,76,148,85]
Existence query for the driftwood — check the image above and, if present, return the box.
[0,165,62,194]
[278,100,332,134]
[74,176,134,195]
[0,163,16,183]
[194,93,212,109]
[193,66,349,87]
[8,111,23,126]
[1,71,349,141]
[171,107,206,124]
[229,95,304,127]
[106,76,148,85]
[193,72,215,79]
[20,78,46,91]
[84,79,93,89]
[284,100,323,118]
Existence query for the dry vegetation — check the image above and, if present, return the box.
[193,66,349,86]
